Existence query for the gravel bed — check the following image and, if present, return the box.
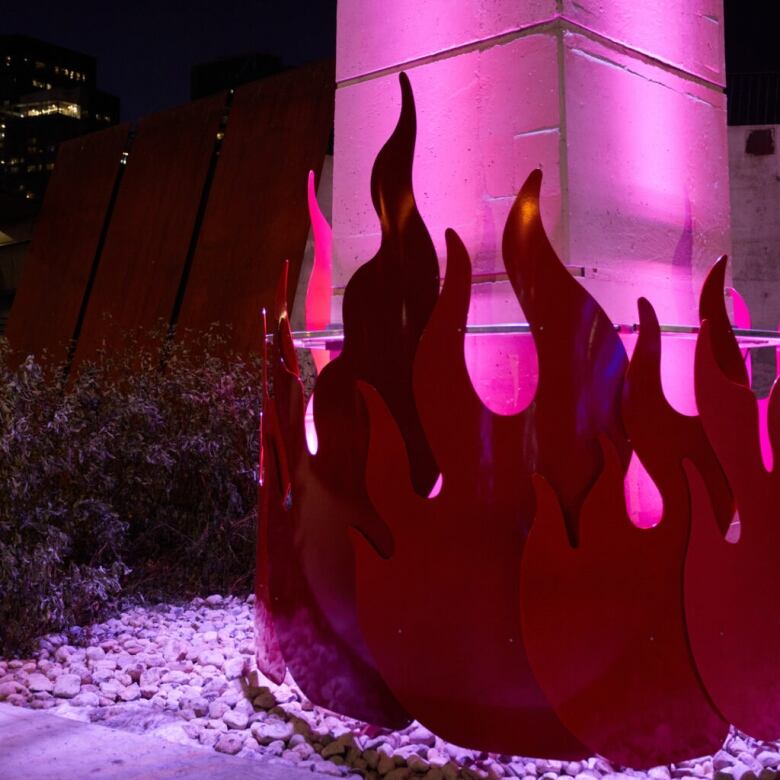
[1,594,779,780]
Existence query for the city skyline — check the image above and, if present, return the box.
[3,2,778,123]
[2,0,338,121]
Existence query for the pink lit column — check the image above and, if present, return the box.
[332,1,730,414]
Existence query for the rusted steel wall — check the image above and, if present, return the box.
[71,93,227,367]
[174,60,335,356]
[5,124,129,363]
[5,62,335,365]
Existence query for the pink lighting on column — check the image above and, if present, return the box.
[334,0,730,438]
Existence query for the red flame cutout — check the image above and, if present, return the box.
[305,168,333,375]
[502,172,630,542]
[624,294,734,537]
[352,168,628,757]
[253,305,286,684]
[518,261,741,767]
[255,72,780,765]
[686,265,780,739]
[256,72,441,728]
[521,432,727,767]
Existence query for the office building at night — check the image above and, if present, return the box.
[0,34,119,204]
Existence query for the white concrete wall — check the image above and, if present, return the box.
[332,1,731,330]
[728,124,780,393]
[729,125,780,330]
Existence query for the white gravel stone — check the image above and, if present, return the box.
[647,768,671,780]
[214,732,243,754]
[312,760,343,777]
[71,692,100,707]
[251,718,293,745]
[27,673,54,693]
[0,681,26,700]
[118,684,141,701]
[208,700,230,719]
[9,594,780,780]
[223,709,249,730]
[198,650,225,668]
[86,646,106,662]
[53,673,81,699]
[223,656,246,679]
[757,751,780,768]
[199,730,219,747]
[161,670,188,685]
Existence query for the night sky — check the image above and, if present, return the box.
[2,1,776,122]
[2,0,338,121]
[723,0,780,74]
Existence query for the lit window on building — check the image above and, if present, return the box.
[22,102,81,119]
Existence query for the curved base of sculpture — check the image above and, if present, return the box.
[256,70,780,767]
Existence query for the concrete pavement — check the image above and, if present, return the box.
[0,703,333,780]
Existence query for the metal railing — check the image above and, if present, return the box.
[728,72,780,126]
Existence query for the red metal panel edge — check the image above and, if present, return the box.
[254,307,286,685]
[520,434,727,768]
[353,223,590,758]
[687,300,780,740]
[624,295,734,536]
[352,166,626,758]
[175,60,335,356]
[71,93,227,367]
[5,124,129,363]
[259,265,411,728]
[256,73,441,727]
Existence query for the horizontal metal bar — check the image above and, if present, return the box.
[266,323,780,351]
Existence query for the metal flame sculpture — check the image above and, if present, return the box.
[257,72,780,767]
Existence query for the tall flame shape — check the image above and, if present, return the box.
[519,265,745,766]
[625,294,734,536]
[305,169,333,375]
[521,432,727,767]
[352,168,628,757]
[354,231,584,757]
[502,171,630,542]
[686,259,780,740]
[255,72,780,765]
[256,72,440,728]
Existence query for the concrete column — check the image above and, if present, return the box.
[332,1,729,335]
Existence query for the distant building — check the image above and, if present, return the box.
[0,35,120,205]
[191,53,285,100]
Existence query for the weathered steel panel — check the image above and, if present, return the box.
[175,60,335,355]
[5,124,129,363]
[72,93,226,367]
